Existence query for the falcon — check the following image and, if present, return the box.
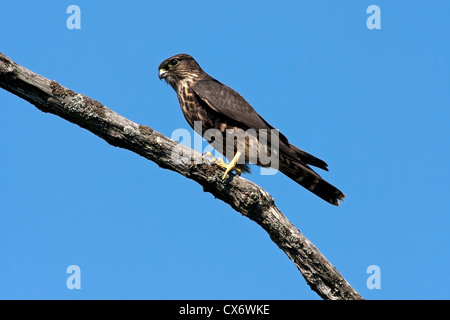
[158,54,345,206]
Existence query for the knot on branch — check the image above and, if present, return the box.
[0,54,14,75]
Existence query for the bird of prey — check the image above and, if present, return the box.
[158,54,345,206]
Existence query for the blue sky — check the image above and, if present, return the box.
[0,1,449,300]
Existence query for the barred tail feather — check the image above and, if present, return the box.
[279,161,345,206]
[288,144,329,171]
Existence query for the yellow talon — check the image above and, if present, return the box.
[204,152,218,163]
[220,151,242,180]
[204,151,242,180]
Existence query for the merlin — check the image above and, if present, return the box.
[158,54,345,206]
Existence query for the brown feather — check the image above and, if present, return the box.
[158,54,345,206]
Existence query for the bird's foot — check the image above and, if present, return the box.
[220,160,242,180]
[204,152,242,180]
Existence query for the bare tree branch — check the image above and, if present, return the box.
[0,52,363,300]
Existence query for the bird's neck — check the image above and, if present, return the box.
[172,72,205,91]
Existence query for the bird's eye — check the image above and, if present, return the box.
[168,59,180,68]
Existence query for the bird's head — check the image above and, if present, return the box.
[158,54,204,90]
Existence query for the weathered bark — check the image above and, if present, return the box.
[0,52,363,300]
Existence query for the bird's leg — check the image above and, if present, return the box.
[221,151,242,180]
[203,152,241,179]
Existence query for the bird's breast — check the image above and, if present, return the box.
[176,81,213,131]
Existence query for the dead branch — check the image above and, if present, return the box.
[0,52,363,300]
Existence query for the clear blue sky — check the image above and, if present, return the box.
[0,1,448,300]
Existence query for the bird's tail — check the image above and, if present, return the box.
[279,160,345,206]
[288,144,329,171]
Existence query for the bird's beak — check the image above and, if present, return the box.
[159,68,168,80]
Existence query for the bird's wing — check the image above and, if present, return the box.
[193,78,290,142]
[193,78,328,171]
